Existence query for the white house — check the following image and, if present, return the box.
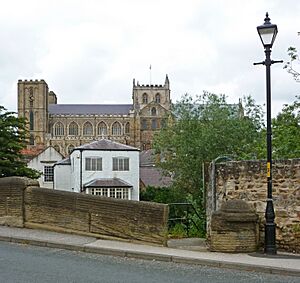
[27,146,64,189]
[54,139,140,200]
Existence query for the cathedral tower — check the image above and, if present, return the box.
[132,75,171,150]
[18,79,50,146]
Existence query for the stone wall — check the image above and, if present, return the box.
[0,177,169,246]
[207,159,300,253]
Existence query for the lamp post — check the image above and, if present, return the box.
[254,12,282,255]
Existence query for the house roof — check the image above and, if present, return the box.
[139,149,172,188]
[84,178,133,188]
[21,145,64,163]
[140,167,172,188]
[74,139,139,151]
[48,104,133,115]
[54,157,71,166]
[140,149,156,166]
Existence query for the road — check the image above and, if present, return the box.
[0,241,299,283]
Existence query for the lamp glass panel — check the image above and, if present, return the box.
[259,27,276,45]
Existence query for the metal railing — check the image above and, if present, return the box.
[168,202,205,237]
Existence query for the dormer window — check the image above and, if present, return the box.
[142,93,148,104]
[155,93,161,103]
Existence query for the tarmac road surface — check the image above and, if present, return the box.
[0,241,299,283]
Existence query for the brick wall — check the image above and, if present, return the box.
[0,177,169,246]
[207,159,300,253]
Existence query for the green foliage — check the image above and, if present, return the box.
[0,106,40,179]
[140,186,187,204]
[168,223,187,238]
[153,92,265,198]
[283,47,300,82]
[272,96,300,159]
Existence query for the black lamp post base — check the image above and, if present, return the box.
[264,222,277,254]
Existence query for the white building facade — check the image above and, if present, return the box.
[54,139,140,200]
[27,146,64,189]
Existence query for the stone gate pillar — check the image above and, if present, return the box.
[209,199,259,252]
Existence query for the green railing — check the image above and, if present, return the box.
[168,202,205,237]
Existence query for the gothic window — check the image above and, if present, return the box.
[125,122,130,134]
[97,122,107,136]
[68,144,75,154]
[141,119,147,130]
[69,122,79,136]
[155,93,161,103]
[83,121,93,136]
[29,111,34,130]
[142,93,148,104]
[29,134,34,145]
[151,107,157,116]
[54,122,64,136]
[152,119,157,130]
[112,122,122,136]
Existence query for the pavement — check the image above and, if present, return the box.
[0,226,299,277]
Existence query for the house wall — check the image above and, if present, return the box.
[54,164,71,191]
[207,159,300,253]
[28,147,63,189]
[70,149,139,200]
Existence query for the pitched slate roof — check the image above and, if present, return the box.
[48,104,133,115]
[140,167,172,188]
[75,138,139,151]
[54,157,71,166]
[139,149,172,188]
[84,178,132,188]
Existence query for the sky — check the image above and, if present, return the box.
[0,0,299,117]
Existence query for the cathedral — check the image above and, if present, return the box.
[18,75,171,156]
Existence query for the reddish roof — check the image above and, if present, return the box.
[20,145,45,162]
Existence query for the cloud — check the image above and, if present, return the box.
[0,0,299,117]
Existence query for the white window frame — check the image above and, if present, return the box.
[44,166,54,182]
[112,157,129,171]
[85,157,102,171]
[90,187,130,199]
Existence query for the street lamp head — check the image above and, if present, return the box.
[257,12,278,48]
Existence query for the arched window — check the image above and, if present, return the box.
[69,122,79,136]
[53,144,60,153]
[112,122,122,136]
[54,122,64,136]
[68,144,75,154]
[155,93,161,103]
[125,122,130,134]
[29,111,34,130]
[152,119,157,130]
[97,122,107,136]
[141,119,147,130]
[29,134,34,145]
[151,107,157,116]
[142,93,148,104]
[83,121,93,136]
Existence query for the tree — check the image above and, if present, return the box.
[283,46,300,82]
[0,106,40,178]
[272,96,300,159]
[153,92,265,201]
